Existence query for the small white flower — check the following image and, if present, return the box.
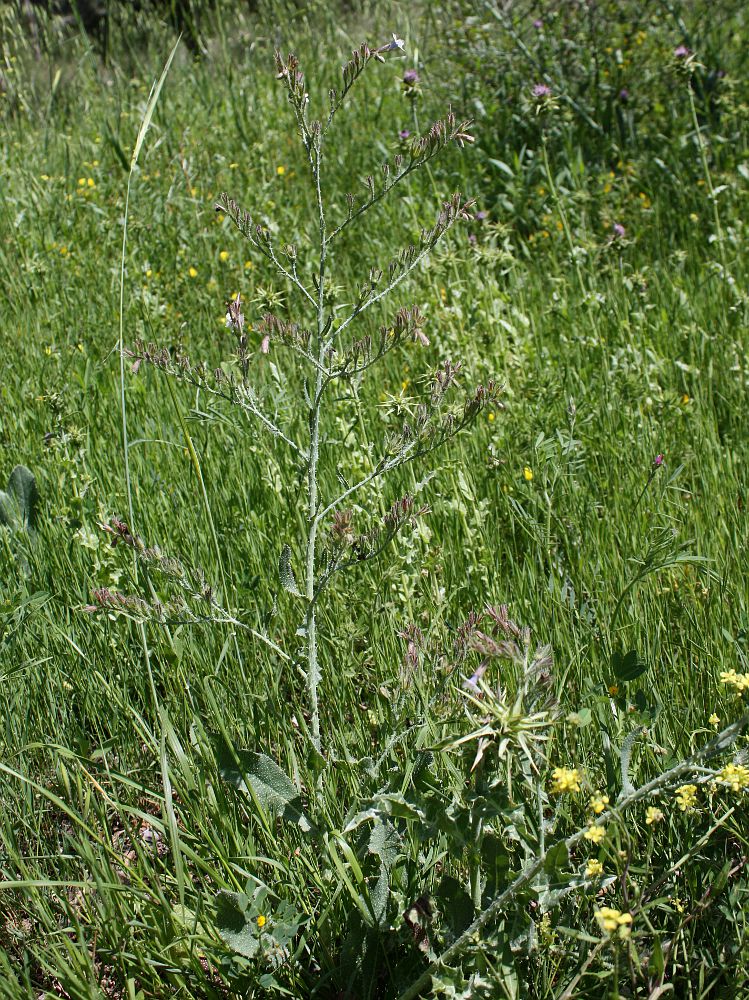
[380,33,405,52]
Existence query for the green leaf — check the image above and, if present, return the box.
[279,544,301,597]
[543,840,569,876]
[368,818,402,869]
[0,466,38,532]
[611,648,647,683]
[215,890,260,959]
[213,736,314,834]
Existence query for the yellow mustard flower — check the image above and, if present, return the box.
[550,767,583,794]
[720,670,749,693]
[188,267,198,278]
[245,260,253,270]
[589,792,609,815]
[488,411,495,422]
[584,824,606,844]
[675,784,698,812]
[645,805,664,825]
[87,177,95,188]
[77,177,86,186]
[276,165,286,176]
[709,713,720,727]
[219,250,230,262]
[596,907,632,938]
[718,763,749,792]
[586,858,604,878]
[256,914,266,928]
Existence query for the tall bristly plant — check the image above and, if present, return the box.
[109,37,499,753]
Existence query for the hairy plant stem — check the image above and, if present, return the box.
[397,712,749,1000]
[306,126,327,753]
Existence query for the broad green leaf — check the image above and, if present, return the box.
[368,818,402,869]
[0,466,38,531]
[612,648,647,683]
[214,736,314,834]
[215,890,260,959]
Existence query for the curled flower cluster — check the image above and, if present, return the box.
[596,907,633,939]
[717,763,749,792]
[720,670,749,694]
[550,767,583,794]
[675,783,698,812]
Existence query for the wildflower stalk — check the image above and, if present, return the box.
[397,712,749,1000]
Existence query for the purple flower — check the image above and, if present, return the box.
[533,18,543,29]
[398,129,411,140]
[468,233,477,245]
[674,45,690,58]
[475,210,488,221]
[619,88,629,102]
[532,83,552,98]
[403,69,420,86]
[653,454,665,468]
[613,222,626,238]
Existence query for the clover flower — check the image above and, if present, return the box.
[596,907,633,938]
[550,767,582,794]
[675,783,698,812]
[612,223,626,238]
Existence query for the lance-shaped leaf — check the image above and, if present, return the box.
[279,544,301,596]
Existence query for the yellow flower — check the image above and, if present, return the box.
[596,907,632,938]
[589,792,609,815]
[276,165,286,176]
[190,186,198,197]
[709,713,720,728]
[77,177,86,186]
[256,914,266,928]
[87,177,95,188]
[229,162,239,169]
[608,684,619,696]
[219,250,230,262]
[586,859,604,878]
[440,287,447,303]
[717,763,749,792]
[645,805,664,825]
[720,670,749,693]
[584,824,606,844]
[488,411,495,422]
[671,896,685,914]
[145,269,152,279]
[59,246,69,257]
[188,267,198,278]
[550,767,583,794]
[523,466,533,481]
[690,212,699,222]
[245,260,254,270]
[675,783,698,812]
[681,394,691,405]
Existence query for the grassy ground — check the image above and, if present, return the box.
[1,1,749,996]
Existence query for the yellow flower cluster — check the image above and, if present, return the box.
[720,670,749,693]
[717,763,749,792]
[589,792,609,815]
[645,805,664,825]
[584,824,606,844]
[675,784,698,812]
[550,767,583,794]
[596,907,633,938]
[585,858,604,878]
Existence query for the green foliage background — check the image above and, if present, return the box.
[1,0,748,996]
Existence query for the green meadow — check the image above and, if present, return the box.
[1,1,748,996]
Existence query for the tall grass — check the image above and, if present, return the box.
[1,1,748,996]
